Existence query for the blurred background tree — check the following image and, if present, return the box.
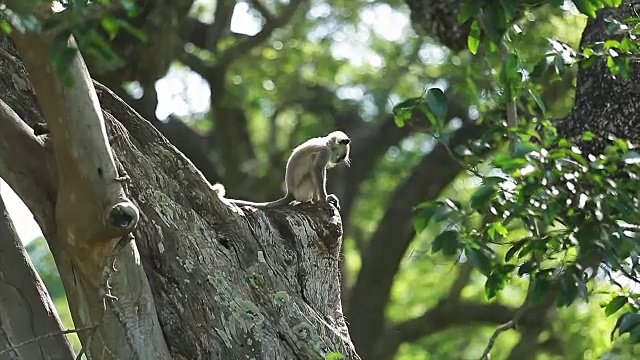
[3,0,639,358]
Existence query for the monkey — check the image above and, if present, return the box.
[213,131,351,209]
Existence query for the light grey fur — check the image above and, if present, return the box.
[213,131,351,209]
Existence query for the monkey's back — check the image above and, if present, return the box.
[284,136,329,202]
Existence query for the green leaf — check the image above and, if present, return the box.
[468,19,481,55]
[101,18,119,38]
[616,313,640,336]
[501,53,520,101]
[432,230,460,256]
[457,2,481,24]
[530,58,549,79]
[514,141,540,157]
[425,88,448,124]
[505,241,525,262]
[493,154,528,171]
[605,296,628,317]
[393,97,422,114]
[572,0,600,18]
[483,3,507,45]
[485,271,507,299]
[582,131,596,141]
[392,97,421,127]
[467,247,493,276]
[553,54,565,76]
[528,88,546,114]
[413,203,440,234]
[326,352,345,360]
[0,20,11,34]
[470,184,496,211]
[487,222,508,241]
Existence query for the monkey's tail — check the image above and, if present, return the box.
[230,193,295,208]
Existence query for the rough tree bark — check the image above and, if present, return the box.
[0,23,359,360]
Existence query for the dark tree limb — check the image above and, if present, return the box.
[373,301,548,360]
[215,0,306,69]
[555,1,640,154]
[206,0,236,51]
[0,196,75,359]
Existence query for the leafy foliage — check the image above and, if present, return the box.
[400,0,640,351]
[1,0,145,83]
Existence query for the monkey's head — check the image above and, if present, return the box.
[327,131,351,168]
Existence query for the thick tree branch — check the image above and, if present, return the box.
[9,29,169,358]
[347,121,487,358]
[555,1,640,154]
[12,31,138,241]
[0,196,75,359]
[94,82,362,359]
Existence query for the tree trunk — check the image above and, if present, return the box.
[0,27,360,360]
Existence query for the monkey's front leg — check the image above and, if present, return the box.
[312,150,331,205]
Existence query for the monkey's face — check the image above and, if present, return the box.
[328,132,351,168]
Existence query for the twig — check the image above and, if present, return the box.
[479,294,528,359]
[479,319,516,360]
[0,324,98,356]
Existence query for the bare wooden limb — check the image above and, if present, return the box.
[8,27,171,359]
[0,196,75,359]
[11,29,139,243]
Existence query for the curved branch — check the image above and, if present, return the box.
[347,121,487,358]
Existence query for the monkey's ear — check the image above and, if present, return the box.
[338,138,351,145]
